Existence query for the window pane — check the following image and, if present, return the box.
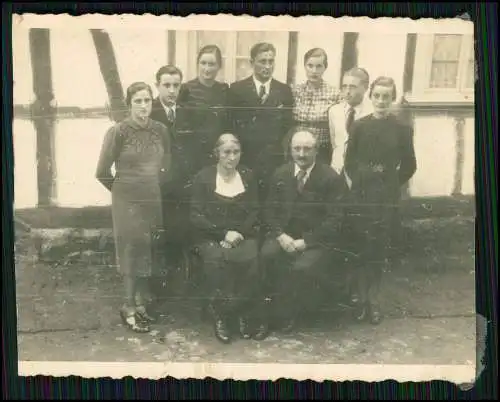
[432,34,462,61]
[236,31,278,57]
[429,62,459,88]
[235,58,253,81]
[196,31,228,54]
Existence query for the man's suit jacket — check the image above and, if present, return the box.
[264,162,347,248]
[150,98,180,190]
[150,98,175,133]
[228,76,294,177]
[328,98,373,175]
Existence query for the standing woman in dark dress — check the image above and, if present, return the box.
[190,134,266,344]
[95,82,171,333]
[176,45,230,185]
[344,76,417,324]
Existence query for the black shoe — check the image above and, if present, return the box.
[135,305,157,323]
[367,304,383,325]
[239,317,252,340]
[252,321,269,341]
[120,310,150,333]
[353,303,368,321]
[214,318,232,344]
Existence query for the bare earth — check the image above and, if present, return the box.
[15,220,476,365]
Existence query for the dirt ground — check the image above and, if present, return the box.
[15,218,476,365]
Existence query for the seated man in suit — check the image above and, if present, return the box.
[260,129,347,333]
[228,42,294,202]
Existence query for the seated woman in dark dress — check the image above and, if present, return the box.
[190,134,266,344]
[344,76,417,325]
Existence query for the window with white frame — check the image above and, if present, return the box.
[410,34,474,103]
[187,31,290,83]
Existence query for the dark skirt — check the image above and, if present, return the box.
[196,238,259,312]
[111,184,163,278]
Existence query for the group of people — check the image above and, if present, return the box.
[95,42,417,344]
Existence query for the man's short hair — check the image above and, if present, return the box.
[155,65,183,83]
[250,42,276,61]
[343,67,370,87]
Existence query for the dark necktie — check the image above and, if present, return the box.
[345,107,355,134]
[259,84,267,104]
[296,169,307,193]
[166,107,175,124]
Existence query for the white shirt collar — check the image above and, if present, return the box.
[253,76,272,95]
[294,162,315,181]
[344,96,369,116]
[160,98,176,112]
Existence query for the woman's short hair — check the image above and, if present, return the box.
[304,48,328,69]
[369,76,397,101]
[250,42,276,61]
[213,133,241,159]
[197,45,223,67]
[125,82,153,106]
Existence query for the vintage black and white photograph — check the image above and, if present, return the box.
[12,14,476,382]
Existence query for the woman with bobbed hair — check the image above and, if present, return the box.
[190,133,268,344]
[96,82,172,333]
[291,48,341,164]
[344,76,417,325]
[176,44,231,182]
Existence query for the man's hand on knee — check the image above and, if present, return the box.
[277,233,297,253]
[293,239,306,252]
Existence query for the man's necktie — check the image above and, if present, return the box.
[296,169,307,193]
[259,84,267,104]
[345,106,355,134]
[166,107,175,124]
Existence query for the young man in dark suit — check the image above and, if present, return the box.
[228,42,294,201]
[151,65,182,131]
[260,129,347,333]
[149,65,185,286]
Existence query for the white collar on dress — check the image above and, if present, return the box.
[215,171,246,198]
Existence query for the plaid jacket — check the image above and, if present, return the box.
[292,80,342,145]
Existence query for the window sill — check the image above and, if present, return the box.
[404,92,475,115]
[405,91,474,106]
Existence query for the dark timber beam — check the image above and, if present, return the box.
[29,28,57,207]
[286,32,299,87]
[90,29,127,122]
[339,32,359,87]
